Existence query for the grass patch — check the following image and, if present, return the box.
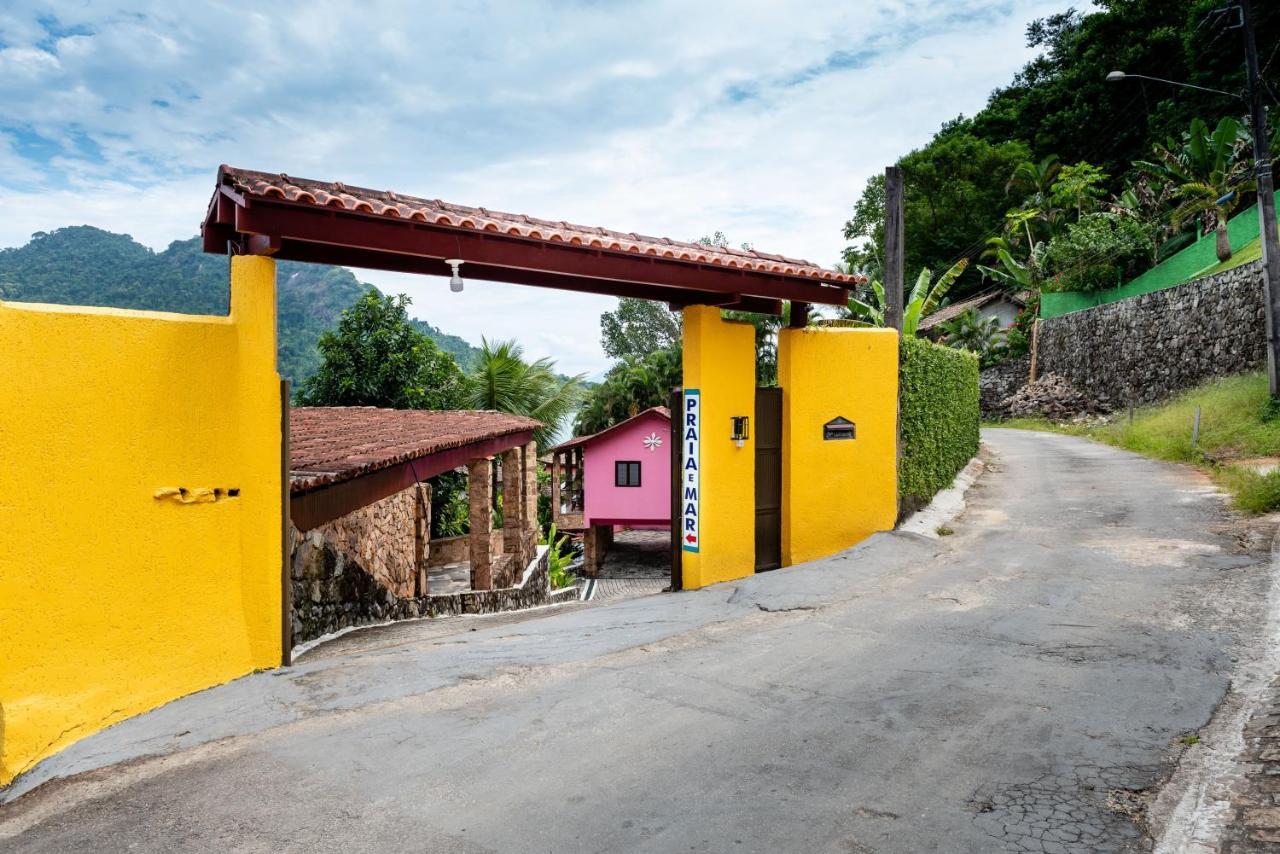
[1196,235,1262,278]
[990,371,1280,513]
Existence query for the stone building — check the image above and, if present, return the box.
[288,406,548,646]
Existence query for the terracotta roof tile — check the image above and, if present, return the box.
[290,407,540,494]
[548,406,670,454]
[219,166,860,285]
[918,290,1029,332]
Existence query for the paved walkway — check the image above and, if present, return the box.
[592,528,670,601]
[1225,676,1280,850]
[0,429,1273,853]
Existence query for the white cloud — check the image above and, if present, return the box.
[0,0,1060,375]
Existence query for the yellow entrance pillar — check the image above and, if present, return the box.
[679,305,756,588]
[778,326,898,566]
[0,255,283,788]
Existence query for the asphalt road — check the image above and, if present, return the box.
[0,429,1271,853]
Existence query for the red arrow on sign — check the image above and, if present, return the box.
[685,534,697,544]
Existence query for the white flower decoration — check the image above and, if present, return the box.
[643,432,663,452]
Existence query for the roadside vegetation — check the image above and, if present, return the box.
[997,371,1280,513]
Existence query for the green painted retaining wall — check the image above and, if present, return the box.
[1040,201,1263,319]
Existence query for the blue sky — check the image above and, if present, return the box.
[0,0,1061,376]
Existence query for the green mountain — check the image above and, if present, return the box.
[411,319,482,368]
[0,226,483,385]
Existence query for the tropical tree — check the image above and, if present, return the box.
[977,237,1042,291]
[1050,161,1109,221]
[465,338,584,448]
[1042,212,1155,293]
[940,309,1001,356]
[599,297,681,360]
[842,128,1030,300]
[1108,176,1176,265]
[1136,116,1256,262]
[299,291,466,410]
[1002,207,1043,250]
[1006,154,1066,238]
[841,258,969,336]
[574,346,681,435]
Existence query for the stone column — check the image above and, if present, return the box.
[414,481,432,597]
[502,447,524,567]
[467,458,493,590]
[550,452,561,517]
[522,441,539,560]
[583,524,602,578]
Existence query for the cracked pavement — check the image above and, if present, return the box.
[0,428,1272,852]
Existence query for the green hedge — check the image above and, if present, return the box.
[899,336,979,515]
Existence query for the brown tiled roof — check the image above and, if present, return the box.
[918,290,1029,332]
[290,407,540,493]
[548,406,670,454]
[219,166,859,285]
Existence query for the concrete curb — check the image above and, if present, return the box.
[897,450,987,538]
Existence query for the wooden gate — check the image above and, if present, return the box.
[754,387,782,572]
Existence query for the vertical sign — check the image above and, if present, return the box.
[682,389,700,553]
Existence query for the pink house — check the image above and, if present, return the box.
[549,407,671,574]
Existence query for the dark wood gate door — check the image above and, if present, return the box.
[754,387,782,572]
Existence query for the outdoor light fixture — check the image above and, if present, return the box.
[446,259,465,293]
[1105,70,1241,100]
[731,416,749,448]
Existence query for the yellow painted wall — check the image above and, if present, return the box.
[778,326,898,567]
[680,305,756,589]
[0,256,283,788]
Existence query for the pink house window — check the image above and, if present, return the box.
[615,460,642,487]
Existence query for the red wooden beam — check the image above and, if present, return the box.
[265,237,783,314]
[227,198,848,307]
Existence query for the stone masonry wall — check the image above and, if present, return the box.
[980,355,1031,419]
[426,531,504,567]
[290,527,551,647]
[313,484,424,599]
[1036,261,1265,406]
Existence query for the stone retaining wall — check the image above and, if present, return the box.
[979,355,1031,419]
[313,484,425,598]
[426,531,504,567]
[1037,261,1265,406]
[290,527,551,646]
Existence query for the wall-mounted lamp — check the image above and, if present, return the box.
[731,416,750,448]
[445,258,465,293]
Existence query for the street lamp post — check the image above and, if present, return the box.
[1240,0,1280,398]
[1108,0,1280,398]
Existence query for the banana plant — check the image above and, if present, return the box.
[976,237,1041,290]
[1135,116,1255,262]
[840,258,969,336]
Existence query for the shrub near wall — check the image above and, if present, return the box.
[899,337,980,515]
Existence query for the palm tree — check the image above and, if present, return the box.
[1007,154,1064,236]
[1136,116,1255,263]
[466,338,584,448]
[940,309,1000,356]
[840,258,968,336]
